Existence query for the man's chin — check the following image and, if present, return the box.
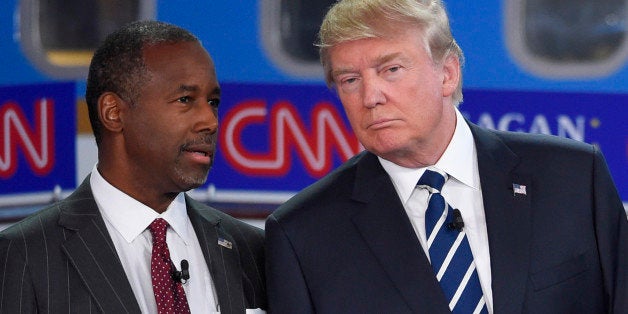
[175,170,210,191]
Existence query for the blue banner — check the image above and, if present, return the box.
[0,82,76,195]
[209,83,627,204]
[462,89,627,201]
[210,83,359,192]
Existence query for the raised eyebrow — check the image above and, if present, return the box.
[177,84,200,93]
[211,86,221,97]
[331,52,406,78]
[375,52,404,67]
[176,84,221,96]
[331,68,357,80]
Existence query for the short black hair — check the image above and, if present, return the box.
[85,20,199,146]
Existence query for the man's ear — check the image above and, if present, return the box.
[98,92,126,133]
[441,55,460,98]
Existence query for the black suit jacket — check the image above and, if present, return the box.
[265,122,628,313]
[0,178,266,313]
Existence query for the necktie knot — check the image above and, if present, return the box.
[417,168,447,192]
[149,218,169,244]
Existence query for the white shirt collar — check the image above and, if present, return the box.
[379,108,479,204]
[90,165,191,245]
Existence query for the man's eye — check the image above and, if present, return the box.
[383,65,402,74]
[208,98,220,107]
[342,77,358,85]
[178,96,191,103]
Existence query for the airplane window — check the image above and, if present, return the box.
[20,0,154,79]
[260,0,335,78]
[505,0,628,78]
[278,1,331,62]
[525,0,625,62]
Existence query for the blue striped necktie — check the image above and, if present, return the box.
[418,168,488,314]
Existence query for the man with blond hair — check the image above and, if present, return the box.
[265,0,628,313]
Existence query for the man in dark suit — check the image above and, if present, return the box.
[0,21,266,313]
[265,0,628,313]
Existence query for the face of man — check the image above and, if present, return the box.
[328,28,459,168]
[120,41,220,195]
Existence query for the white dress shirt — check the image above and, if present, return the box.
[90,166,219,313]
[379,108,494,313]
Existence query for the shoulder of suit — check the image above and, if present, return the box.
[0,201,64,240]
[186,196,263,234]
[0,182,101,240]
[304,150,369,191]
[270,151,373,221]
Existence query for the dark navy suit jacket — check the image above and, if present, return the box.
[266,122,628,313]
[0,178,267,313]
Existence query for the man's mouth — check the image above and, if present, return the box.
[368,118,397,129]
[181,143,214,164]
[191,150,209,157]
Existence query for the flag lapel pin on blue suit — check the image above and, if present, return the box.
[218,237,233,249]
[513,183,527,196]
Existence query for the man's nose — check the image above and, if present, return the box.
[362,76,385,108]
[194,102,218,134]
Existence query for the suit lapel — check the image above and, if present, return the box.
[350,153,451,313]
[470,123,532,313]
[58,179,141,313]
[187,198,245,314]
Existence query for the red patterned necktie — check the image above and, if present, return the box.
[149,218,191,314]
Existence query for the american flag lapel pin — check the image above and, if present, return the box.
[218,237,233,249]
[512,183,527,196]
